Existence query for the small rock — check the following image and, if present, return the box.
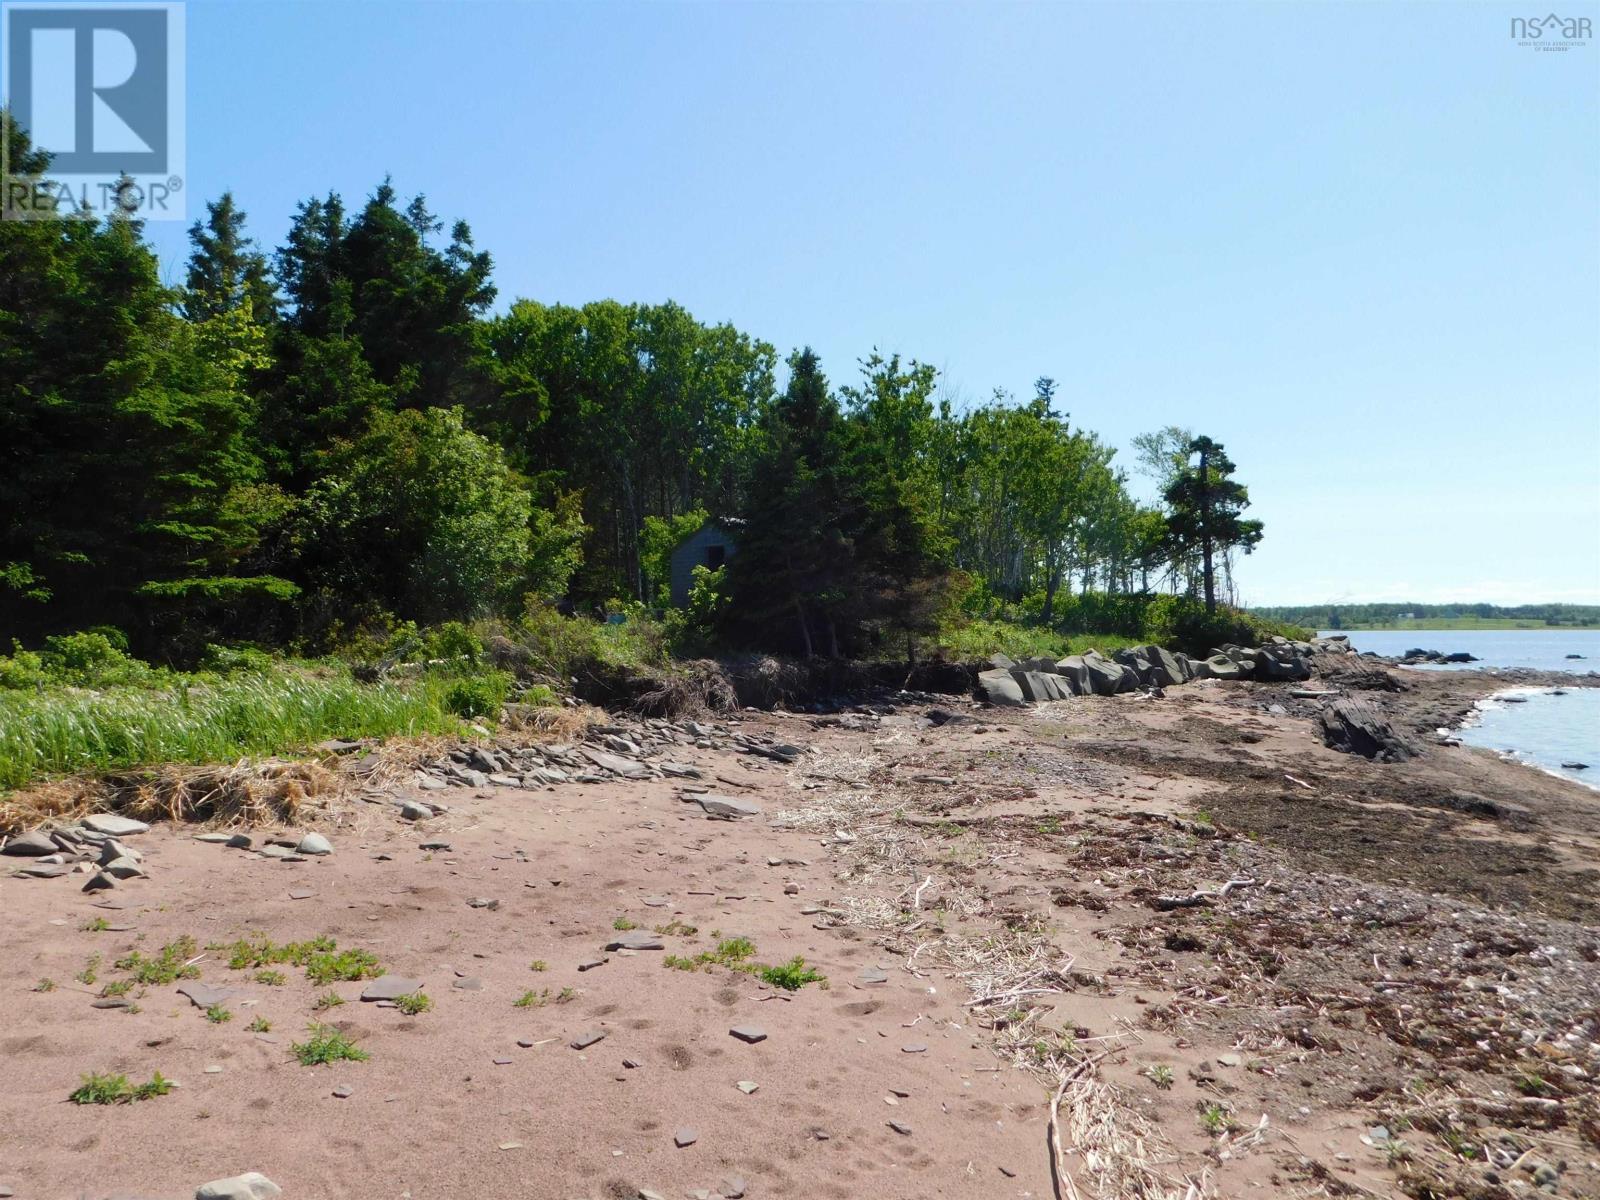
[360,977,424,1002]
[729,1026,767,1044]
[333,1085,353,1098]
[1,831,57,856]
[399,801,433,820]
[673,1127,699,1147]
[901,1044,927,1054]
[467,897,498,910]
[888,1120,912,1135]
[577,957,608,972]
[288,888,315,901]
[858,968,888,985]
[605,931,664,952]
[719,1177,748,1199]
[1217,1052,1243,1068]
[194,1173,281,1200]
[419,840,451,850]
[570,1031,606,1050]
[694,795,762,819]
[736,1080,759,1094]
[296,832,333,856]
[81,870,117,892]
[452,977,483,991]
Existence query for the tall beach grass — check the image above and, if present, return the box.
[0,670,460,792]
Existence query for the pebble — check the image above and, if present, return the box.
[673,1128,699,1147]
[1217,1052,1243,1068]
[577,957,608,972]
[720,1176,748,1198]
[177,982,236,1009]
[858,967,888,985]
[452,977,483,991]
[296,832,333,856]
[729,1026,767,1044]
[902,1044,928,1054]
[467,897,498,910]
[288,889,315,900]
[888,1120,912,1135]
[493,1057,513,1065]
[736,1080,759,1094]
[570,1030,606,1050]
[332,1085,353,1098]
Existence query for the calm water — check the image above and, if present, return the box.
[1320,628,1600,673]
[1320,629,1599,790]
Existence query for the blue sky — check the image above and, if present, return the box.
[142,0,1598,606]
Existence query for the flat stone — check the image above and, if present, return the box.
[102,855,145,879]
[493,1057,512,1065]
[1216,1052,1243,1068]
[360,977,423,1002]
[729,1026,767,1044]
[258,845,292,860]
[225,833,253,849]
[81,871,117,892]
[452,977,483,991]
[736,1080,759,1094]
[419,840,451,850]
[332,1085,353,1098]
[719,1176,748,1198]
[15,863,70,878]
[467,897,498,910]
[80,814,150,837]
[605,931,663,952]
[288,889,315,900]
[194,1172,280,1200]
[570,1030,606,1050]
[888,1120,912,1135]
[642,895,670,907]
[694,794,761,819]
[399,801,434,820]
[177,982,235,1009]
[901,1044,927,1054]
[2,831,58,856]
[858,967,888,985]
[194,832,232,844]
[92,997,132,1009]
[577,958,608,972]
[673,1127,699,1147]
[296,832,333,856]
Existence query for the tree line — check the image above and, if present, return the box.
[1253,603,1600,630]
[0,114,1268,661]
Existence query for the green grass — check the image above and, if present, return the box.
[254,969,287,986]
[292,1023,368,1066]
[0,664,464,791]
[226,936,382,986]
[393,991,432,1015]
[312,990,345,1011]
[513,988,548,1008]
[246,1016,272,1032]
[303,948,383,986]
[204,1003,232,1024]
[612,916,638,931]
[69,1070,172,1105]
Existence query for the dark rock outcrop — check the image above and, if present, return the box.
[1318,698,1418,762]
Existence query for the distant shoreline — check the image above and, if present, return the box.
[1326,621,1600,631]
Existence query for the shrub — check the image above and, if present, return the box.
[393,991,432,1015]
[200,643,276,674]
[440,671,509,720]
[41,631,152,688]
[756,956,826,991]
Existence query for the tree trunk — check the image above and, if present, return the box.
[793,597,813,658]
[1198,444,1216,613]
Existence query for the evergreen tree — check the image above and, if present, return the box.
[183,192,278,323]
[1163,436,1263,613]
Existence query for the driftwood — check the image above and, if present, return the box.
[1151,878,1256,911]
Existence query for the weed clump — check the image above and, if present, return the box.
[292,1023,368,1066]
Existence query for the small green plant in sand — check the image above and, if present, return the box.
[70,1071,173,1105]
[756,957,826,991]
[1146,1064,1175,1089]
[612,916,638,931]
[654,920,697,937]
[528,960,548,972]
[75,954,100,986]
[117,935,200,985]
[303,947,382,986]
[312,990,345,1011]
[204,1003,232,1024]
[246,1016,272,1032]
[100,979,133,998]
[34,977,55,992]
[82,917,110,932]
[1198,1102,1236,1135]
[292,1023,368,1066]
[394,991,432,1015]
[255,969,287,986]
[514,988,548,1008]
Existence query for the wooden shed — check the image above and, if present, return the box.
[669,520,739,607]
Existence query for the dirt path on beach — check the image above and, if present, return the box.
[2,664,1596,1200]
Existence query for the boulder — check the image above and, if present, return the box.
[1007,669,1054,702]
[1082,654,1136,695]
[1255,643,1312,681]
[986,652,1017,671]
[1112,647,1153,683]
[978,669,1026,707]
[1318,698,1418,762]
[1054,656,1091,695]
[1201,654,1247,681]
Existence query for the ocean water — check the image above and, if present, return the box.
[1320,628,1600,673]
[1321,629,1599,790]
